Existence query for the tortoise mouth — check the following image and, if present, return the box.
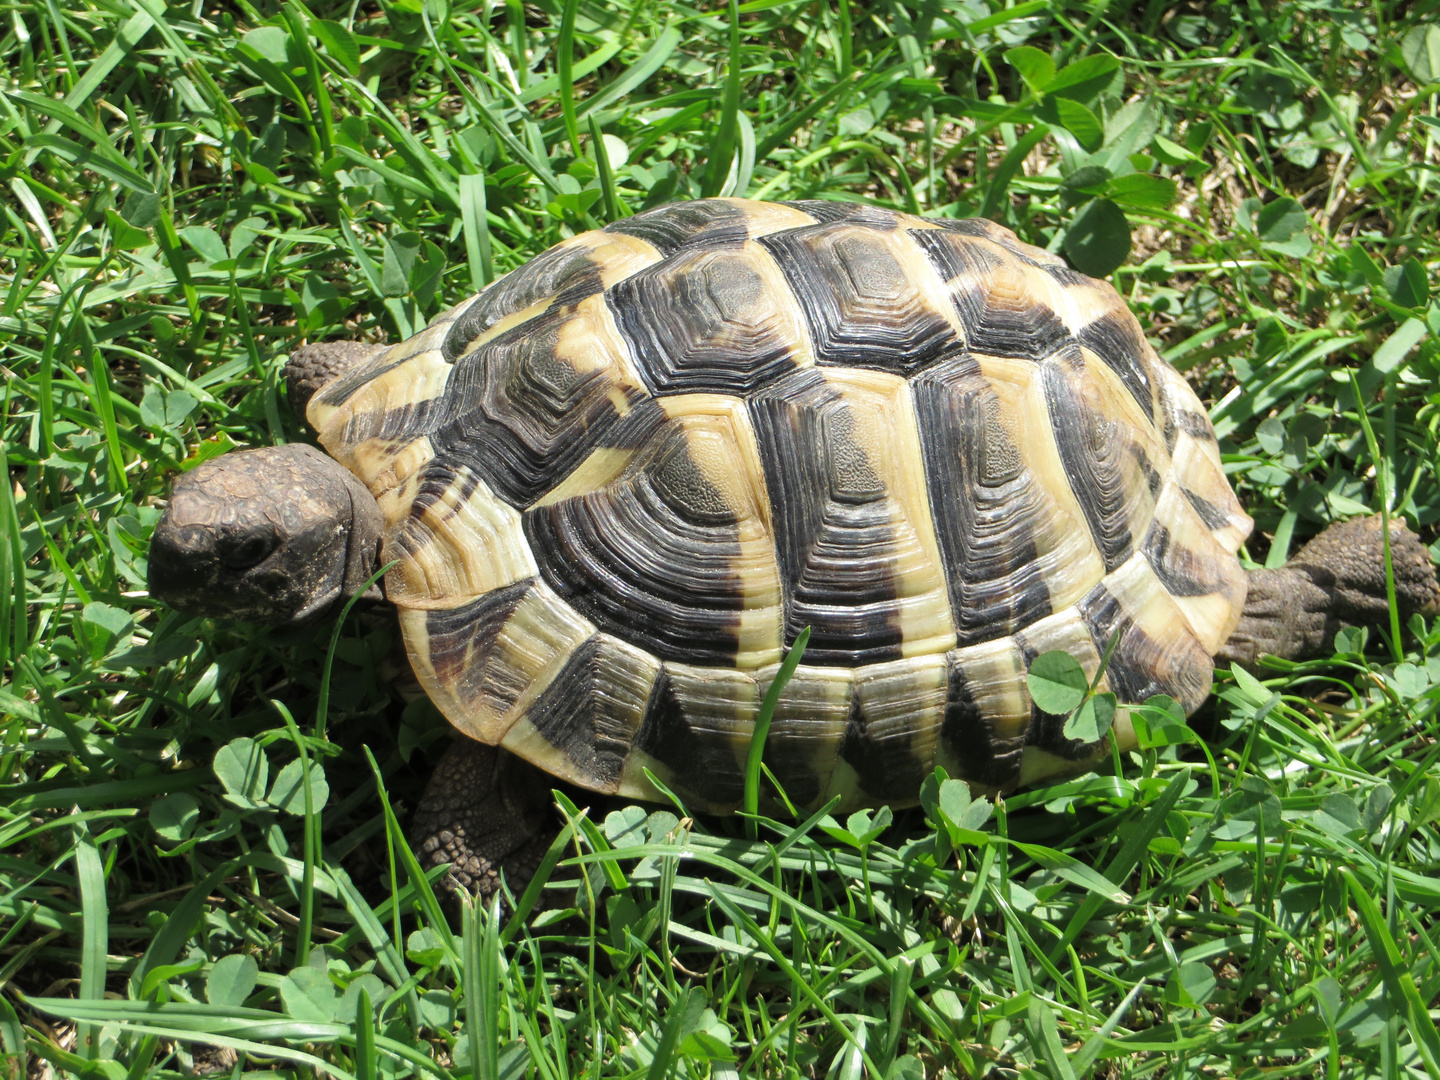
[289,582,346,623]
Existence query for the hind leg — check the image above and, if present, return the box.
[1221,515,1440,665]
[410,739,558,900]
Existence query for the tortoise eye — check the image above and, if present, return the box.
[222,534,277,570]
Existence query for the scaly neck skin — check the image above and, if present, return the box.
[1217,516,1440,667]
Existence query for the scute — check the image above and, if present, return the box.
[427,297,653,508]
[758,224,961,374]
[607,241,810,394]
[522,394,783,670]
[748,368,954,665]
[308,199,1252,812]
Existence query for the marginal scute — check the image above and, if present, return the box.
[779,200,898,228]
[626,663,759,810]
[1159,379,1253,554]
[940,637,1031,790]
[1078,555,1215,715]
[344,436,436,503]
[1143,479,1250,652]
[443,232,663,358]
[730,199,824,238]
[939,217,1066,267]
[406,578,595,746]
[310,314,456,419]
[839,655,948,803]
[379,462,536,608]
[311,335,451,470]
[500,633,660,793]
[757,664,854,809]
[605,198,754,254]
[1156,366,1226,462]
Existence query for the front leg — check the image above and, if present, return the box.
[285,341,390,422]
[410,739,558,901]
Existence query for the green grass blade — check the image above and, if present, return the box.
[273,699,319,967]
[354,987,376,1080]
[556,0,582,157]
[0,434,25,668]
[361,747,458,964]
[72,825,106,1059]
[459,173,495,290]
[702,0,743,197]
[588,114,622,222]
[463,895,503,1080]
[574,25,682,119]
[1348,369,1403,661]
[744,626,809,836]
[500,817,578,944]
[1344,871,1440,1075]
[317,560,397,739]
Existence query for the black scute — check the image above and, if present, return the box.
[1183,489,1233,531]
[748,371,909,665]
[838,684,927,803]
[443,244,604,360]
[758,225,959,375]
[605,200,751,255]
[1076,310,1155,418]
[779,200,898,228]
[315,358,403,409]
[405,459,483,524]
[911,229,1072,360]
[607,244,801,395]
[1077,584,1213,715]
[633,669,746,807]
[523,635,648,789]
[941,656,1026,788]
[1143,521,1226,598]
[429,311,649,508]
[934,218,1004,238]
[912,356,1053,644]
[1042,357,1138,572]
[423,579,535,700]
[1041,262,1091,287]
[522,426,748,667]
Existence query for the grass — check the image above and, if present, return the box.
[4,0,1440,1076]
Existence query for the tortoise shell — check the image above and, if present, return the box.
[306,198,1252,812]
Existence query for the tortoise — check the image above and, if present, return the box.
[149,197,1440,896]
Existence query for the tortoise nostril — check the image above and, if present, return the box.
[222,534,278,570]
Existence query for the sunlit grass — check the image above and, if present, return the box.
[4,1,1440,1077]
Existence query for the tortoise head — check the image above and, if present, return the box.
[149,443,385,625]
